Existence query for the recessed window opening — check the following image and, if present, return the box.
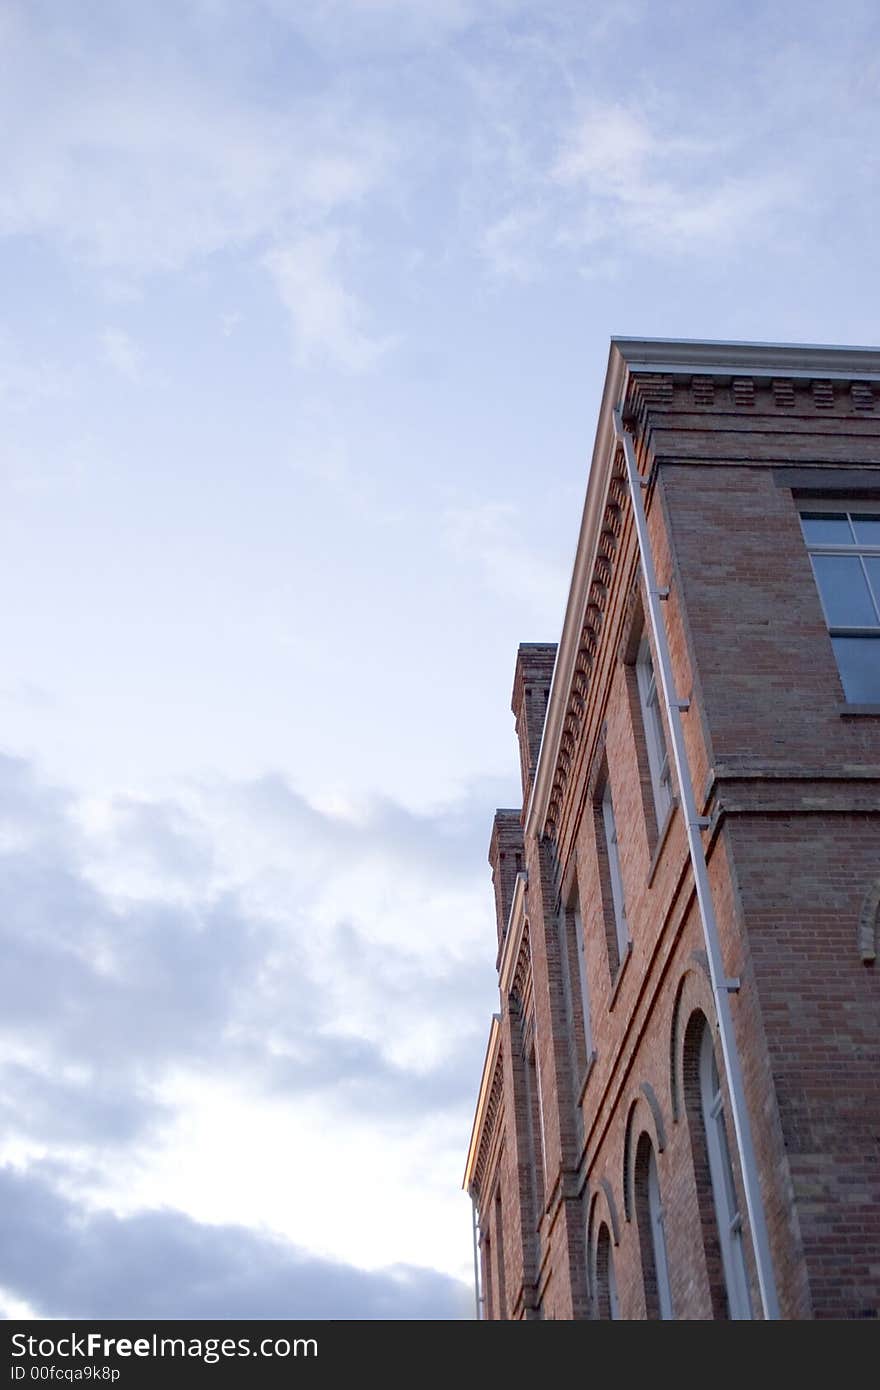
[600,777,628,973]
[800,502,880,703]
[699,1023,752,1321]
[636,636,673,826]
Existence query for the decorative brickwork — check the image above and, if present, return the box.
[732,377,755,408]
[772,378,795,409]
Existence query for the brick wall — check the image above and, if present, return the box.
[466,346,880,1320]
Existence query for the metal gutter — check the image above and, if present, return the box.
[612,406,780,1320]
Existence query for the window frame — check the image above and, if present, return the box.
[646,1144,674,1320]
[799,498,880,703]
[593,1222,620,1320]
[568,885,594,1060]
[600,776,629,971]
[635,636,673,829]
[699,1023,752,1321]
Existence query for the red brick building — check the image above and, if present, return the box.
[463,338,880,1320]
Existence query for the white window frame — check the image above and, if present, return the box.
[699,1023,752,1321]
[646,1145,674,1320]
[636,636,673,827]
[607,1242,620,1320]
[601,778,628,966]
[799,499,880,703]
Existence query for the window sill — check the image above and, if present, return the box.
[577,1050,598,1106]
[646,797,678,888]
[839,703,880,717]
[608,940,632,1012]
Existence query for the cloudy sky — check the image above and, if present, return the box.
[1,0,878,1320]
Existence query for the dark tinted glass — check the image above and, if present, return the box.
[811,554,878,626]
[865,557,880,612]
[800,512,852,544]
[832,636,880,703]
[850,514,880,545]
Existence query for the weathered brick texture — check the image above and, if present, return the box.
[465,341,880,1320]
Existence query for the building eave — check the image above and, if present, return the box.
[611,335,880,381]
[498,870,528,996]
[525,337,627,842]
[463,1013,502,1195]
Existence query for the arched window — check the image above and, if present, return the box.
[698,1022,752,1320]
[594,1222,620,1319]
[634,1133,674,1319]
[493,1186,506,1319]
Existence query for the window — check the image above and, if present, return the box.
[524,1042,545,1225]
[646,1143,674,1319]
[493,1187,506,1319]
[635,1133,674,1319]
[594,1223,620,1319]
[600,778,628,973]
[699,1023,752,1320]
[800,504,880,702]
[482,1232,492,1320]
[636,637,673,826]
[557,880,594,1095]
[570,886,594,1058]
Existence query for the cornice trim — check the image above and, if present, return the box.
[463,1014,501,1194]
[498,870,528,995]
[526,339,627,841]
[612,336,880,381]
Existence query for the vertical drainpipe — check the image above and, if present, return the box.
[471,1196,483,1319]
[612,407,781,1322]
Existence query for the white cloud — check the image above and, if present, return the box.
[0,36,389,275]
[550,104,798,256]
[0,754,497,1300]
[552,104,659,189]
[0,335,75,412]
[0,1163,472,1318]
[100,328,143,383]
[265,233,396,371]
[442,501,569,621]
[0,2,397,364]
[480,205,545,281]
[262,0,524,52]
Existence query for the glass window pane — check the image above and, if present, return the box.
[811,554,878,627]
[851,513,880,546]
[832,636,880,703]
[865,556,880,613]
[800,512,852,544]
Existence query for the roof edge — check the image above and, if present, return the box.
[462,1014,502,1195]
[611,335,880,381]
[526,338,627,840]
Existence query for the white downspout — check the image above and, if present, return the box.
[470,1196,484,1319]
[612,407,781,1322]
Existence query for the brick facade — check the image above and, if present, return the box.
[463,339,880,1320]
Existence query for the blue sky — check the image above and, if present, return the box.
[1,0,878,1318]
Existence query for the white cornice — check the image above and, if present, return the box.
[498,870,528,996]
[525,338,627,842]
[612,335,880,381]
[462,1014,501,1194]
